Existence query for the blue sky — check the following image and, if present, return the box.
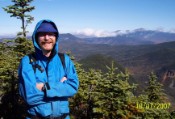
[0,0,175,37]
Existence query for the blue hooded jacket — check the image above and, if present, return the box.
[18,19,79,118]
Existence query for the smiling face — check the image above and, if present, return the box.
[37,32,56,56]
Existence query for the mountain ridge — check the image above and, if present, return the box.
[1,29,175,45]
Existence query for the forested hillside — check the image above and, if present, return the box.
[59,39,175,81]
[1,37,175,118]
[60,40,175,113]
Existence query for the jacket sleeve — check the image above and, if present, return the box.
[45,54,79,98]
[18,56,46,106]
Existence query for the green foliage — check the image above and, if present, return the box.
[69,62,175,119]
[145,72,167,102]
[0,38,33,118]
[14,37,34,58]
[70,62,102,118]
[94,62,138,119]
[3,0,35,37]
[79,54,125,73]
[134,72,171,118]
[0,41,21,118]
[0,41,18,94]
[70,61,140,119]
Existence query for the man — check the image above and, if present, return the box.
[18,19,79,119]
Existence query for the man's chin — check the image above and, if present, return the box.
[40,45,55,53]
[44,49,53,52]
[42,46,54,50]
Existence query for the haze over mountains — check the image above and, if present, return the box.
[1,28,175,45]
[58,28,175,45]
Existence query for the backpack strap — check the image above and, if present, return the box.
[28,52,66,73]
[28,53,37,73]
[28,53,44,73]
[58,52,65,69]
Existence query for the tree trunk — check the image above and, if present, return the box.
[22,16,26,38]
[21,5,26,38]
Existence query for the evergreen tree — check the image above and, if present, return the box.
[94,62,138,119]
[138,72,170,118]
[0,38,33,118]
[0,41,21,118]
[69,60,89,118]
[145,72,167,102]
[70,64,102,119]
[14,37,34,59]
[3,0,35,37]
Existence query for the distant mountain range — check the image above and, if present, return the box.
[58,29,175,45]
[1,29,175,45]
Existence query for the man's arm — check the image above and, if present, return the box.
[36,76,67,90]
[44,54,79,98]
[18,56,46,106]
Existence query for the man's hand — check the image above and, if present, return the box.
[36,77,67,91]
[36,83,44,91]
[60,77,67,82]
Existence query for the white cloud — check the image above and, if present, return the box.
[154,27,175,33]
[169,28,175,33]
[155,27,164,32]
[74,28,118,37]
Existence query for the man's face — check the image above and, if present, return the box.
[37,32,56,52]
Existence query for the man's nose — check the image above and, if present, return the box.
[44,34,50,39]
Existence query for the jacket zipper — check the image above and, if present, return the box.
[45,61,54,116]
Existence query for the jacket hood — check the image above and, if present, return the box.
[32,19,59,55]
